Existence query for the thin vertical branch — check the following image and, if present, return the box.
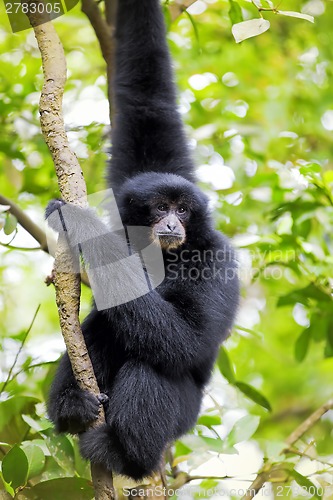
[0,305,41,394]
[26,7,115,499]
[81,0,116,122]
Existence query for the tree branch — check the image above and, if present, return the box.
[0,194,49,252]
[0,193,91,287]
[242,398,333,499]
[169,472,231,490]
[81,0,114,65]
[81,0,116,121]
[284,399,333,448]
[26,7,115,500]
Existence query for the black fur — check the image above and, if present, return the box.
[47,0,239,481]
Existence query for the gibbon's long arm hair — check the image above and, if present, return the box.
[46,0,239,480]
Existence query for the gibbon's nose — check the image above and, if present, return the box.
[167,223,177,232]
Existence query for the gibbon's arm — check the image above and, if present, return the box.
[109,281,221,375]
[108,0,195,190]
[45,200,130,264]
[46,200,109,241]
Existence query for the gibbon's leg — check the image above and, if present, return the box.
[173,375,203,438]
[80,360,182,480]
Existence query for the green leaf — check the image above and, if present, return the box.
[200,436,224,453]
[294,328,312,362]
[174,440,192,457]
[229,0,243,25]
[326,319,333,350]
[38,457,66,483]
[180,435,210,452]
[276,10,314,23]
[324,336,333,358]
[1,475,14,498]
[199,478,219,490]
[2,445,29,491]
[235,382,272,411]
[22,414,53,432]
[276,212,293,235]
[311,315,328,343]
[0,397,39,432]
[197,414,221,427]
[299,163,321,175]
[181,434,225,453]
[20,478,93,500]
[323,170,333,183]
[21,443,46,480]
[3,213,17,235]
[227,415,260,446]
[232,19,270,43]
[288,469,322,499]
[262,440,286,461]
[45,433,75,474]
[217,346,236,384]
[278,284,332,307]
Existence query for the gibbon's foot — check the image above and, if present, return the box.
[97,393,109,405]
[79,425,153,480]
[54,389,101,434]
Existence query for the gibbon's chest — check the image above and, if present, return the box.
[159,250,216,294]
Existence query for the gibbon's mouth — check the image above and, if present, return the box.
[157,232,183,238]
[154,232,185,249]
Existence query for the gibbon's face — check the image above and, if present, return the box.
[119,172,209,251]
[150,199,189,250]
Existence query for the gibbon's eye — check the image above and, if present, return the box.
[157,204,168,213]
[177,206,187,215]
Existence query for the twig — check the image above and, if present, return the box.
[26,7,115,499]
[165,446,181,479]
[0,242,41,251]
[169,0,197,21]
[0,194,49,252]
[8,361,56,383]
[81,0,115,121]
[81,0,114,64]
[159,455,168,498]
[169,472,231,490]
[0,194,90,286]
[286,446,333,468]
[284,399,333,448]
[0,305,41,394]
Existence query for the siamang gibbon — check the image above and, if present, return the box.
[46,0,239,481]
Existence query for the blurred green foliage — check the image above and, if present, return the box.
[0,0,332,498]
